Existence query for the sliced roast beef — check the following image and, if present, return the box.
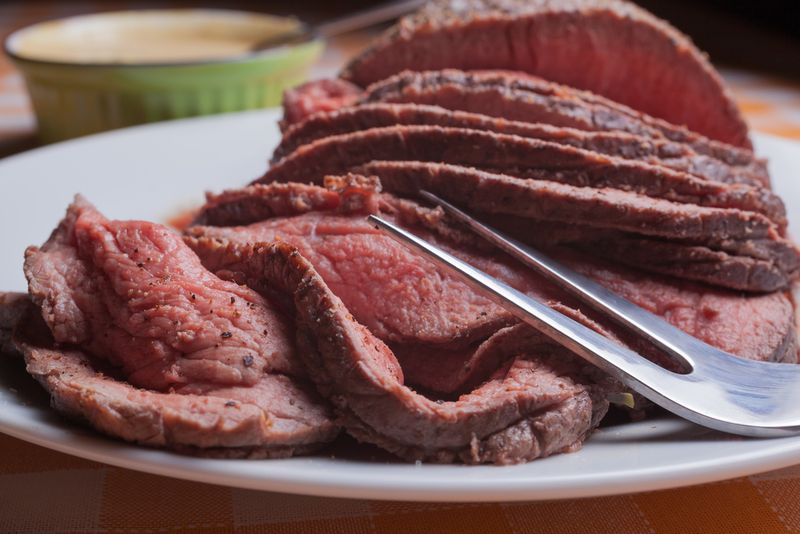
[189,203,603,392]
[361,161,778,242]
[341,0,750,147]
[13,308,334,458]
[374,165,798,274]
[193,175,381,227]
[187,213,517,349]
[190,238,611,464]
[21,197,338,455]
[573,236,797,295]
[194,182,342,227]
[273,102,765,187]
[187,185,797,366]
[0,292,28,355]
[389,324,536,395]
[184,183,799,455]
[393,308,622,395]
[280,78,362,131]
[357,161,799,291]
[257,125,785,227]
[24,197,301,391]
[361,70,763,176]
[384,192,800,296]
[389,202,798,365]
[189,235,799,462]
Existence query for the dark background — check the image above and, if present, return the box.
[639,0,800,79]
[2,0,799,78]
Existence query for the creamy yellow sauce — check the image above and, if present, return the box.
[9,10,300,64]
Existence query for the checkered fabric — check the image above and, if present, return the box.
[4,432,800,533]
[2,5,800,532]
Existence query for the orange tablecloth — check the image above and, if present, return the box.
[3,7,800,534]
[3,430,800,534]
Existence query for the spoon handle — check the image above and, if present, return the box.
[316,0,426,38]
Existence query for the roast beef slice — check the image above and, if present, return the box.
[258,125,784,227]
[12,304,336,457]
[362,69,760,171]
[357,160,799,292]
[342,0,750,147]
[274,102,766,187]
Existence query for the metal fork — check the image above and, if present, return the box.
[367,191,800,438]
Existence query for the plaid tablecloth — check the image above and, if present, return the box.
[3,428,800,534]
[2,7,800,533]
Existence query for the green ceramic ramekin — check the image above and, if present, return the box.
[5,10,323,142]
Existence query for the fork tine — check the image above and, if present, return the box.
[418,190,722,371]
[367,214,667,379]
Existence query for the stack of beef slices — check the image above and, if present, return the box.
[10,197,338,458]
[271,71,797,292]
[188,177,614,463]
[192,0,796,461]
[186,176,797,464]
[271,0,800,294]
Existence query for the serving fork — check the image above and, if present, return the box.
[368,192,800,438]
